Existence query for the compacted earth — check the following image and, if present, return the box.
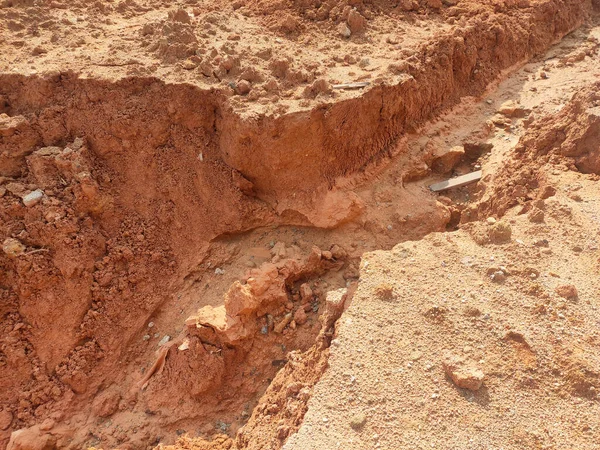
[1,0,599,449]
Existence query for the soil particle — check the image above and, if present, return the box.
[442,354,485,391]
[497,100,530,118]
[293,308,307,326]
[431,146,465,174]
[528,207,545,223]
[2,238,25,258]
[555,284,578,299]
[488,221,512,244]
[6,426,56,450]
[347,10,366,34]
[0,412,12,431]
[236,80,252,95]
[349,413,367,430]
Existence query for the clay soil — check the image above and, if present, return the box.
[1,0,599,449]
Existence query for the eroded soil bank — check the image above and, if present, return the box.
[0,0,598,449]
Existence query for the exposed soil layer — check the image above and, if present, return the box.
[0,1,599,450]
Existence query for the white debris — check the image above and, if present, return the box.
[22,189,44,207]
[178,339,190,351]
[214,267,225,275]
[158,335,171,347]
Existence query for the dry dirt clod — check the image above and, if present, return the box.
[0,410,12,431]
[349,412,367,430]
[347,10,366,34]
[488,221,512,244]
[528,207,545,223]
[22,189,43,207]
[442,354,484,391]
[497,100,530,118]
[293,307,307,325]
[6,425,56,450]
[236,80,252,95]
[337,22,351,38]
[2,238,25,258]
[431,146,465,173]
[555,284,578,299]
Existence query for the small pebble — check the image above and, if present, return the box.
[22,189,44,207]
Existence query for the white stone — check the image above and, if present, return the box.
[22,189,43,207]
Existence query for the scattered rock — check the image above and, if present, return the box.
[490,270,506,282]
[22,189,43,207]
[280,15,299,34]
[293,307,307,325]
[7,425,56,450]
[303,78,331,98]
[431,146,464,173]
[182,59,197,70]
[488,221,512,244]
[528,208,545,223]
[358,57,370,68]
[555,284,578,299]
[330,244,347,259]
[347,10,366,33]
[300,283,313,302]
[236,80,252,95]
[0,410,13,430]
[170,8,191,24]
[274,313,293,333]
[215,267,225,275]
[2,238,25,258]
[443,354,484,391]
[400,0,417,12]
[349,412,367,430]
[426,0,443,8]
[375,282,395,300]
[337,22,351,38]
[240,67,264,83]
[539,185,556,199]
[158,335,171,346]
[497,100,530,118]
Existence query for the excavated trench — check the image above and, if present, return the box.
[1,2,599,449]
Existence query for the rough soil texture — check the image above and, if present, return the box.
[284,82,600,450]
[1,0,599,449]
